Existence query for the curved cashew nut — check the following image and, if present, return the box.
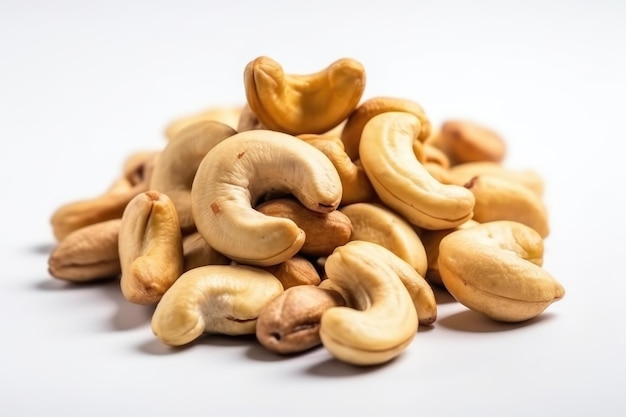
[428,119,506,165]
[318,240,418,366]
[182,232,231,272]
[48,219,121,282]
[149,120,237,231]
[359,111,475,230]
[446,161,545,197]
[244,56,365,135]
[465,175,550,238]
[119,191,184,305]
[190,130,343,266]
[151,264,284,346]
[438,220,565,322]
[339,202,428,277]
[341,96,432,160]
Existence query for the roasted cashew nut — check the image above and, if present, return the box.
[151,264,284,346]
[359,111,475,230]
[244,56,365,135]
[190,130,343,266]
[318,240,418,366]
[341,96,432,161]
[119,191,184,305]
[438,220,565,322]
[149,120,237,231]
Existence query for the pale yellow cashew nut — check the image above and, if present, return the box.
[149,120,237,232]
[359,111,475,230]
[438,220,565,322]
[319,241,418,366]
[151,264,284,346]
[244,56,365,135]
[190,130,343,267]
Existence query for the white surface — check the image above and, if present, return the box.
[1,0,625,415]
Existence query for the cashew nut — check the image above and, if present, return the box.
[164,104,242,140]
[182,232,231,272]
[446,161,545,197]
[318,240,418,366]
[151,264,284,346]
[339,202,428,277]
[149,119,237,231]
[438,220,565,322]
[341,96,432,160]
[190,130,342,266]
[359,111,475,230]
[244,56,365,135]
[119,191,184,305]
[262,255,322,289]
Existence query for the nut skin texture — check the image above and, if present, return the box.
[256,285,346,355]
[429,119,507,166]
[339,202,428,277]
[359,111,475,230]
[244,56,365,135]
[465,175,550,238]
[190,130,343,267]
[262,255,322,289]
[341,96,432,161]
[438,220,565,322]
[119,191,184,305]
[149,119,237,232]
[318,240,419,366]
[151,264,284,346]
[48,219,122,282]
[255,198,352,257]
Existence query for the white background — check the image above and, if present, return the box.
[1,0,625,415]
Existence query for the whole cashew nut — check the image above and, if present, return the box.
[190,130,343,266]
[359,111,475,230]
[119,191,184,305]
[438,220,565,322]
[151,264,284,346]
[244,56,365,135]
[149,120,237,232]
[318,240,418,366]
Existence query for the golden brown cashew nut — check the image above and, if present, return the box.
[262,255,322,289]
[359,111,475,230]
[341,96,432,161]
[244,56,365,135]
[318,241,419,366]
[48,219,122,282]
[151,264,284,346]
[149,120,237,232]
[119,191,184,305]
[438,220,565,322]
[190,130,343,267]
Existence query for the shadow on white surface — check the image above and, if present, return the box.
[438,309,557,333]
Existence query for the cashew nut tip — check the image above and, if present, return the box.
[151,264,284,346]
[438,220,565,322]
[190,129,343,266]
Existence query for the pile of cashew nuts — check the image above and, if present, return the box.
[47,56,565,366]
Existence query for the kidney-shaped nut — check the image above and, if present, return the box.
[119,191,184,305]
[149,119,237,232]
[256,285,346,355]
[255,198,352,257]
[151,264,284,346]
[438,220,565,322]
[465,175,550,238]
[190,130,343,267]
[244,56,365,135]
[48,219,122,282]
[446,161,545,197]
[182,232,231,272]
[339,202,428,277]
[341,96,432,161]
[262,255,322,289]
[428,119,507,165]
[359,111,475,230]
[318,240,418,366]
